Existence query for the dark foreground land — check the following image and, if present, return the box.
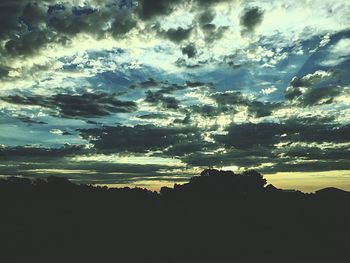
[1,169,350,263]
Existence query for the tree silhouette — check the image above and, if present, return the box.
[181,169,267,195]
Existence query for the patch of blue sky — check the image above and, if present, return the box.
[196,67,257,92]
[0,104,50,121]
[204,35,341,102]
[87,67,183,95]
[90,71,132,89]
[87,48,125,60]
[296,50,330,77]
[0,123,84,147]
[87,114,135,127]
[27,74,93,96]
[336,59,350,85]
[56,46,187,96]
[297,30,350,75]
[0,114,21,126]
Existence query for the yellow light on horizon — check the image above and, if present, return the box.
[265,170,350,193]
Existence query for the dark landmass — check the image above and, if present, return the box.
[1,169,350,263]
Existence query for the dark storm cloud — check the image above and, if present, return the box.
[198,9,216,25]
[166,141,214,157]
[175,58,209,68]
[194,0,232,7]
[134,80,194,110]
[136,0,231,20]
[240,7,264,33]
[210,91,281,118]
[196,9,229,44]
[147,82,212,110]
[182,43,197,58]
[286,115,336,125]
[259,161,350,173]
[139,78,158,88]
[4,30,60,56]
[160,83,187,93]
[78,124,208,155]
[136,0,181,20]
[158,26,193,43]
[18,116,47,125]
[204,25,229,44]
[285,86,343,106]
[145,90,180,109]
[1,92,137,118]
[173,114,191,125]
[182,120,350,172]
[0,146,190,184]
[190,105,224,117]
[183,147,275,167]
[130,78,173,89]
[284,86,303,101]
[246,101,278,118]
[161,96,180,109]
[291,77,313,88]
[139,88,281,120]
[0,1,137,60]
[18,2,47,30]
[211,91,247,105]
[0,1,43,38]
[186,81,211,87]
[138,113,170,119]
[138,0,231,47]
[222,54,243,68]
[130,79,188,94]
[0,66,10,79]
[0,0,239,61]
[215,123,350,150]
[284,69,347,106]
[0,1,58,56]
[47,4,137,38]
[0,163,190,184]
[197,11,216,38]
[300,86,342,106]
[215,123,284,149]
[278,144,350,161]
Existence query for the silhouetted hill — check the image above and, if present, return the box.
[0,170,350,263]
[315,187,349,196]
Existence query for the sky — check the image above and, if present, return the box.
[1,0,350,192]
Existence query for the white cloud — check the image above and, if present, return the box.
[321,38,350,66]
[50,129,64,135]
[71,154,186,167]
[320,33,331,47]
[261,86,277,95]
[302,70,333,84]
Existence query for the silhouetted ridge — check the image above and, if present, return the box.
[0,170,350,263]
[315,187,349,197]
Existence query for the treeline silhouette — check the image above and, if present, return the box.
[0,169,350,263]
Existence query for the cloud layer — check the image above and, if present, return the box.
[1,0,350,187]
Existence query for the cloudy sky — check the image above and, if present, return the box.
[1,0,350,191]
